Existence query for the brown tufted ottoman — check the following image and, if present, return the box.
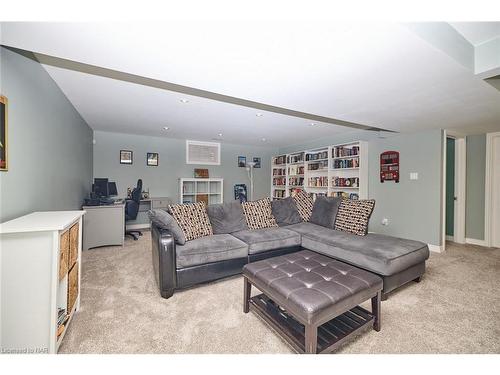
[243,250,383,354]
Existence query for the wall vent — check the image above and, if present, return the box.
[186,140,221,165]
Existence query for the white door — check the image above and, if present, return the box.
[492,135,500,248]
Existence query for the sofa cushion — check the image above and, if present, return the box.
[206,201,248,234]
[168,202,213,241]
[148,209,186,245]
[231,227,301,254]
[241,198,278,230]
[286,222,430,276]
[271,197,303,227]
[175,234,248,268]
[309,196,342,229]
[292,190,314,222]
[334,199,375,236]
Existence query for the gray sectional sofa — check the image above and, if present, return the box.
[150,198,429,300]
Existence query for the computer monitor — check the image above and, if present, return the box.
[108,182,118,196]
[93,178,109,197]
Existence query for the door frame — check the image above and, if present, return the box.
[443,130,467,246]
[485,132,500,248]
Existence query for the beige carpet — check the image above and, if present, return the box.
[59,232,500,354]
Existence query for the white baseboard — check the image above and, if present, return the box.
[126,223,150,231]
[465,238,488,247]
[428,244,445,253]
[445,235,454,241]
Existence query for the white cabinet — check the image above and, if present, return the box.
[179,178,224,205]
[0,211,85,353]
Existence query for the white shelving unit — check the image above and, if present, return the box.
[179,178,224,205]
[270,141,368,201]
[0,211,85,354]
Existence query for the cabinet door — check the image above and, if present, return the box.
[69,223,79,268]
[67,262,79,314]
[59,230,69,280]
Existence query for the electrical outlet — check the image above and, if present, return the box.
[382,218,389,226]
[410,172,419,180]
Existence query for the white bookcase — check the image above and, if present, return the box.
[271,141,368,200]
[179,178,224,205]
[0,211,85,354]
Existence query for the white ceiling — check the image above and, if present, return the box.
[1,21,500,144]
[450,22,500,45]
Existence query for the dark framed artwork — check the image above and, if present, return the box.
[147,152,159,166]
[0,95,8,171]
[253,157,261,168]
[238,156,246,167]
[120,150,133,165]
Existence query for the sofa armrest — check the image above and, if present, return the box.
[151,222,177,298]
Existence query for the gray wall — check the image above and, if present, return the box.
[367,129,443,245]
[281,129,443,246]
[0,47,93,223]
[93,131,275,222]
[465,134,486,240]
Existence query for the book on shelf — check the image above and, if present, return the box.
[308,176,328,187]
[288,164,304,175]
[273,167,286,176]
[333,145,359,158]
[287,152,304,164]
[333,158,359,169]
[331,177,359,187]
[273,155,287,165]
[273,176,286,186]
[305,150,328,161]
[288,176,304,186]
[330,191,359,199]
[307,160,328,171]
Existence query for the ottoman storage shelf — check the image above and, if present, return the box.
[243,250,383,354]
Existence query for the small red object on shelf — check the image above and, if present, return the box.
[380,151,399,183]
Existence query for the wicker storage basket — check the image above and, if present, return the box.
[69,223,79,269]
[59,230,69,280]
[67,263,78,313]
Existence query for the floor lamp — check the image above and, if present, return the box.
[246,161,256,201]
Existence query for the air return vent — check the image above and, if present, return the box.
[186,140,221,165]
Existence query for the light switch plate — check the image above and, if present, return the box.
[410,172,419,180]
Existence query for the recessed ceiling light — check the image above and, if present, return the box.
[309,123,316,126]
[218,133,223,137]
[261,138,267,142]
[256,113,263,117]
[163,126,169,130]
[180,99,189,103]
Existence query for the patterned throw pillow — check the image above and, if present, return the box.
[167,202,213,241]
[334,199,376,236]
[241,198,278,230]
[292,190,314,222]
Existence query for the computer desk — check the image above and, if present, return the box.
[83,197,172,250]
[82,203,125,251]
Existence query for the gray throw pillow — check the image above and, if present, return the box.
[206,201,248,234]
[309,196,342,229]
[271,197,303,226]
[148,209,186,245]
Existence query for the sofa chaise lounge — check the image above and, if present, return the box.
[150,198,429,300]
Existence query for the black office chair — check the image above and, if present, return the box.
[125,179,143,240]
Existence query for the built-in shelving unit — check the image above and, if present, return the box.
[180,178,224,205]
[270,141,368,201]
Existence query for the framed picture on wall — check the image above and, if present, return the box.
[253,157,261,168]
[147,152,159,166]
[120,150,133,165]
[0,95,8,171]
[238,156,246,167]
